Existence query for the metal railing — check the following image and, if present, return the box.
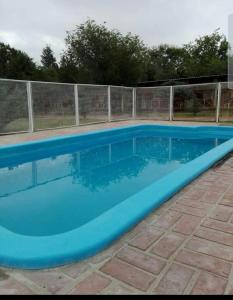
[0,78,232,135]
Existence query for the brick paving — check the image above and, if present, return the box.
[0,121,233,295]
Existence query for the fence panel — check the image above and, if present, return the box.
[136,87,170,120]
[110,86,133,121]
[0,80,29,133]
[3,78,233,136]
[78,85,108,125]
[173,83,218,122]
[32,82,76,131]
[219,83,233,123]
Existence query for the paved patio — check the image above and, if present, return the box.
[0,121,233,295]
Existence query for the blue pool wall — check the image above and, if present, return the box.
[0,124,233,269]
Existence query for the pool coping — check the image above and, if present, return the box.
[0,124,233,270]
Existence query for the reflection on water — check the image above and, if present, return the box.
[0,135,226,236]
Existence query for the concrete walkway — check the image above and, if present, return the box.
[0,121,233,295]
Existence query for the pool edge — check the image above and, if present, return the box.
[0,124,233,269]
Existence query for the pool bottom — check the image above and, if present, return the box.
[0,124,233,269]
[0,134,226,237]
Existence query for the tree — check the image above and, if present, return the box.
[0,26,230,85]
[39,45,59,82]
[144,30,229,83]
[184,29,228,77]
[0,42,37,80]
[41,45,57,69]
[60,20,147,85]
[146,45,188,81]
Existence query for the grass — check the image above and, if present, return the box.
[1,115,108,133]
[1,111,233,134]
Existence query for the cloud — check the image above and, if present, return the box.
[0,0,232,63]
[0,31,27,48]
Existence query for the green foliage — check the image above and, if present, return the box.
[0,24,229,84]
[183,29,228,77]
[146,45,187,81]
[40,45,59,82]
[41,45,57,69]
[0,42,37,80]
[60,20,147,85]
[146,29,228,81]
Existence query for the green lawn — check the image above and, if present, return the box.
[1,111,233,134]
[1,115,108,133]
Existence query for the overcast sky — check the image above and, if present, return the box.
[0,0,232,63]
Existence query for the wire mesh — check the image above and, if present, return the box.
[136,87,170,120]
[110,86,133,120]
[173,83,218,122]
[2,78,233,135]
[0,80,28,133]
[219,82,233,123]
[78,85,108,125]
[32,82,76,130]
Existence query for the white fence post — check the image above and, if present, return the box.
[108,86,111,122]
[74,84,80,126]
[133,88,136,119]
[216,82,221,123]
[169,86,174,121]
[26,81,34,133]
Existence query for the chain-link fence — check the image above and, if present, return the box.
[0,79,232,135]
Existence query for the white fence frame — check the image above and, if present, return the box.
[0,78,229,134]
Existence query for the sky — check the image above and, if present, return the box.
[0,0,233,63]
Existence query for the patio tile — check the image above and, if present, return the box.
[128,227,164,250]
[202,219,233,235]
[220,196,233,207]
[176,198,212,210]
[61,261,92,279]
[210,205,233,222]
[0,278,34,295]
[191,272,227,295]
[153,263,194,295]
[173,214,202,235]
[20,270,74,294]
[175,249,231,278]
[194,227,233,247]
[101,283,136,295]
[199,191,222,204]
[171,203,207,217]
[185,238,233,262]
[70,273,111,295]
[88,240,124,265]
[100,258,155,292]
[117,247,166,275]
[151,233,185,259]
[123,221,148,240]
[181,189,206,200]
[154,210,181,229]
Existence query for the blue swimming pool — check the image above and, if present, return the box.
[0,124,233,269]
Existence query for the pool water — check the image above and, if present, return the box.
[0,131,227,237]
